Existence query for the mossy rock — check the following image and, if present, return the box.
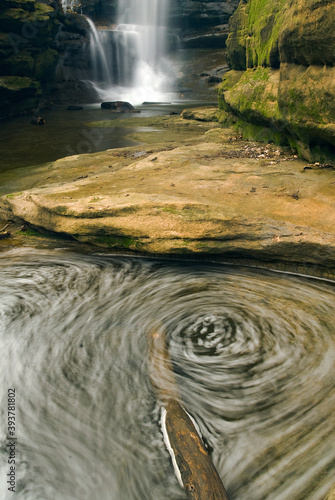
[219,64,335,161]
[34,48,59,81]
[218,70,244,109]
[0,75,40,94]
[63,12,90,36]
[0,4,57,35]
[0,51,35,77]
[226,1,249,70]
[0,33,13,58]
[181,107,224,123]
[226,0,286,70]
[279,0,335,66]
[1,0,36,10]
[226,0,335,70]
[221,0,335,161]
[220,67,281,126]
[279,64,335,129]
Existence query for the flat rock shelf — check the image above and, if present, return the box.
[1,111,334,275]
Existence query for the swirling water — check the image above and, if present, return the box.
[0,249,334,500]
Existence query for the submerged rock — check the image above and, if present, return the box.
[31,116,45,125]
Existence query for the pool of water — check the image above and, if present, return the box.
[0,102,200,172]
[0,47,225,173]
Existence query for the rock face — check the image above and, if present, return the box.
[75,0,240,49]
[0,0,61,116]
[0,0,92,116]
[218,0,335,162]
[172,0,240,48]
[54,12,91,82]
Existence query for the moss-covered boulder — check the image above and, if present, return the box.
[219,0,335,162]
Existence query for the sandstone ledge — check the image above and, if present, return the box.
[1,120,334,272]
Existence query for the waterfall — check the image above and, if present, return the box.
[116,0,169,73]
[61,0,79,11]
[86,0,174,103]
[86,17,113,85]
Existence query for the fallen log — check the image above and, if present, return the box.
[148,326,230,500]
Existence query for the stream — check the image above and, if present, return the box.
[0,249,334,499]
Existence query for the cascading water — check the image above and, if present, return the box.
[0,249,335,500]
[61,0,80,11]
[86,0,175,103]
[86,17,113,85]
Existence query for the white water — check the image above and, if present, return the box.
[87,0,175,104]
[61,0,79,11]
[86,17,113,85]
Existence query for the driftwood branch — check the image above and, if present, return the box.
[0,223,10,232]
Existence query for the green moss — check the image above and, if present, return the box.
[218,70,245,110]
[18,226,41,237]
[0,76,40,92]
[218,70,244,91]
[92,235,140,249]
[234,118,288,145]
[160,206,180,214]
[226,0,287,69]
[33,2,53,14]
[222,68,281,125]
[280,77,330,126]
[6,192,22,198]
[53,205,75,215]
[246,0,286,67]
[226,5,249,70]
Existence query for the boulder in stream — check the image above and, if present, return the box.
[101,101,139,112]
[31,116,45,126]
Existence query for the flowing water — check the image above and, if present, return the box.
[85,0,175,103]
[0,249,334,500]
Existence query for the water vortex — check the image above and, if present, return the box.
[0,249,334,500]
